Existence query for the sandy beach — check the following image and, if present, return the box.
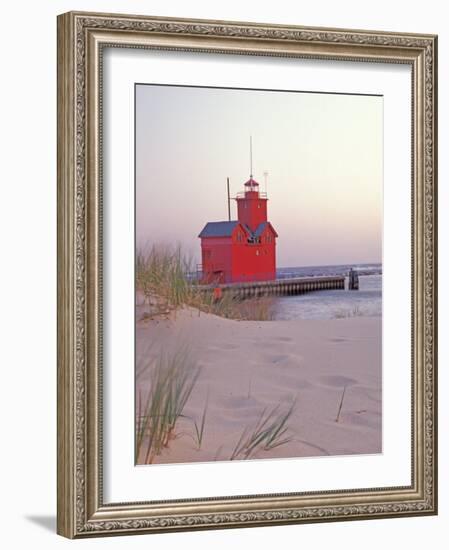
[135,302,382,465]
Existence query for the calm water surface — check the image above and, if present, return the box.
[272,264,382,321]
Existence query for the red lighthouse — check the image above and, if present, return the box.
[199,173,278,284]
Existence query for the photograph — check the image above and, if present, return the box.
[135,83,383,466]
[55,9,437,538]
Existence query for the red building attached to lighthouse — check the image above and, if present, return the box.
[199,177,278,284]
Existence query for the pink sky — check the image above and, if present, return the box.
[136,84,383,267]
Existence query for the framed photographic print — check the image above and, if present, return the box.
[57,11,438,538]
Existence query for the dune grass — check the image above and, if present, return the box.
[230,399,297,460]
[230,295,275,321]
[202,290,275,321]
[192,390,209,450]
[335,385,347,423]
[137,244,200,313]
[136,346,201,464]
[136,342,296,463]
[136,244,275,321]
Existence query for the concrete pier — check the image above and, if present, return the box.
[198,275,345,299]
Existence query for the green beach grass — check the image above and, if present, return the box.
[136,244,274,321]
[230,400,297,460]
[136,346,201,464]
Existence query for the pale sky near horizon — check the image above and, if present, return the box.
[136,84,383,268]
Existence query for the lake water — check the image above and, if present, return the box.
[273,264,382,321]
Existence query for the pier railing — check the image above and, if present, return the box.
[197,275,345,298]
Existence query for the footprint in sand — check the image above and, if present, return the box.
[255,340,276,349]
[319,375,358,388]
[268,354,290,364]
[267,375,313,391]
[218,394,263,412]
[254,337,293,349]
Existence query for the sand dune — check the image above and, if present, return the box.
[136,305,382,465]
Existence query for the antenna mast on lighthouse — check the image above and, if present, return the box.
[226,177,231,221]
[249,135,253,178]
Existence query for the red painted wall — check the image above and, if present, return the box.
[236,191,268,232]
[201,237,233,283]
[231,229,276,282]
[201,226,276,283]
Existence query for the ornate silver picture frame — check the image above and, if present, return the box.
[57,11,437,538]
